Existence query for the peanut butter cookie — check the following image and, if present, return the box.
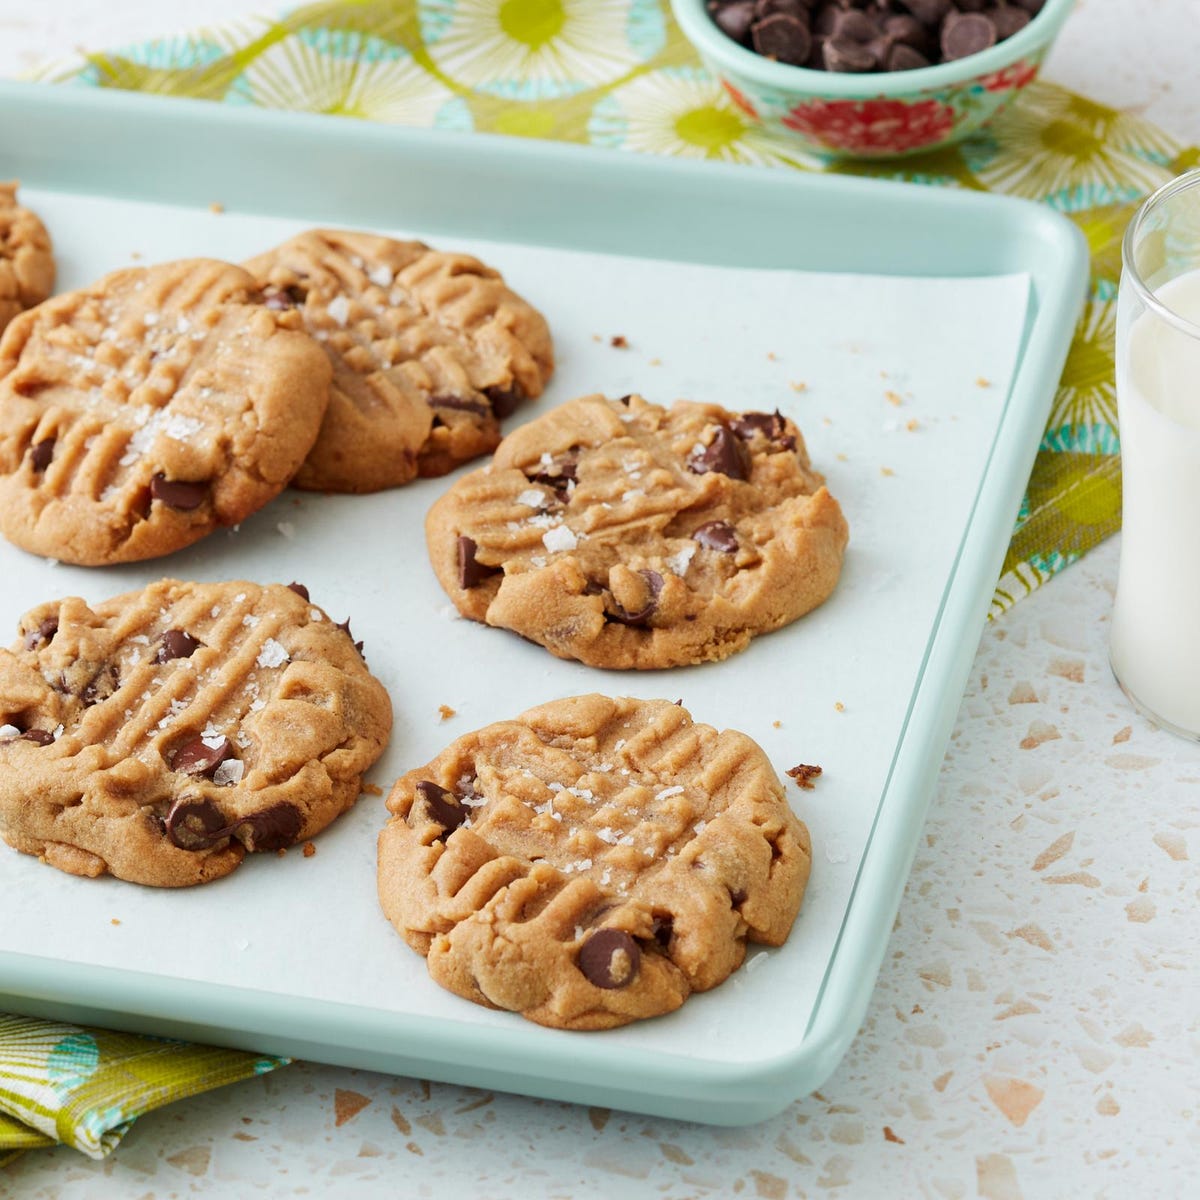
[244,229,554,492]
[0,579,392,887]
[378,694,811,1029]
[0,258,331,565]
[0,183,54,335]
[426,393,849,669]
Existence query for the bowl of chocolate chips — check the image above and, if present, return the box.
[672,0,1073,158]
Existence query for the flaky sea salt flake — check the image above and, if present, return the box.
[542,525,578,553]
[213,759,244,787]
[256,638,289,669]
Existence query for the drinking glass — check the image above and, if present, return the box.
[1110,169,1200,737]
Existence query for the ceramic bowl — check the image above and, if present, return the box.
[670,0,1075,160]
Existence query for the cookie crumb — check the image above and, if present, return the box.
[592,333,602,343]
[880,466,894,477]
[276,848,287,858]
[438,704,457,721]
[834,701,845,712]
[883,1126,905,1144]
[209,201,225,214]
[130,251,142,260]
[772,720,782,729]
[766,351,777,362]
[786,764,822,790]
[906,418,920,432]
[303,842,316,858]
[362,783,384,797]
[610,335,628,349]
[648,357,662,366]
[884,390,903,406]
[110,918,121,926]
[976,377,992,388]
[789,380,808,393]
[836,452,848,462]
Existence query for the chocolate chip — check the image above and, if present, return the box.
[730,410,789,444]
[484,385,522,420]
[81,664,117,707]
[263,287,298,310]
[150,474,207,512]
[884,14,933,50]
[692,521,738,553]
[237,803,301,852]
[688,427,752,481]
[730,888,748,907]
[156,629,202,663]
[833,9,880,43]
[990,6,1030,39]
[607,570,664,626]
[941,12,996,60]
[578,929,641,989]
[897,0,950,23]
[163,798,227,850]
[414,780,466,836]
[526,453,578,501]
[752,13,812,65]
[335,618,365,657]
[712,0,756,42]
[652,915,674,950]
[754,0,808,16]
[457,535,500,590]
[814,3,843,37]
[287,582,310,601]
[617,394,633,406]
[20,729,54,746]
[23,616,58,651]
[429,394,490,417]
[824,35,877,71]
[171,735,235,778]
[888,42,931,70]
[29,439,55,472]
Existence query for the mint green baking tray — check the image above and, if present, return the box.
[0,81,1087,1126]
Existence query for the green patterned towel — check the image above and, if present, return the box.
[0,1015,286,1164]
[3,0,1196,1166]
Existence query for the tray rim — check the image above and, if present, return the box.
[0,80,1089,1125]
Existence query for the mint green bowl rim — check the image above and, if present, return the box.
[670,0,1075,99]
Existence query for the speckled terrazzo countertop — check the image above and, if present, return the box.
[1,2,1198,1197]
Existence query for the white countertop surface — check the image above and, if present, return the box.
[1,2,1198,1197]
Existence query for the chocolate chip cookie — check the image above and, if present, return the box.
[378,694,812,1030]
[0,258,331,565]
[243,229,554,493]
[426,393,849,669]
[0,579,392,887]
[0,183,54,335]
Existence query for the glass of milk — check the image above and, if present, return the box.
[1111,169,1200,737]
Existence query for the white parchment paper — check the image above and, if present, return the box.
[0,190,1029,1064]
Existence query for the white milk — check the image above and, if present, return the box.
[1111,268,1200,734]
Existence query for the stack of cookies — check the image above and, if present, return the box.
[0,186,849,1031]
